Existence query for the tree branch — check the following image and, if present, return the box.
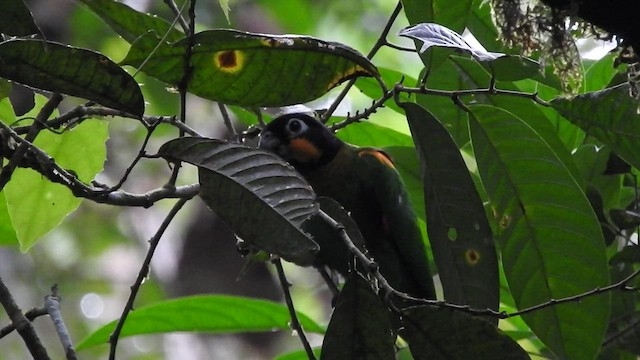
[109,197,192,360]
[44,285,77,360]
[0,276,50,359]
[272,258,316,360]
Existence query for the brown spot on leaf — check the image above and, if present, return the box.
[465,249,480,266]
[214,50,244,73]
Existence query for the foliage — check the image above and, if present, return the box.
[0,0,639,359]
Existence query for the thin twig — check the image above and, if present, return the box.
[218,102,239,142]
[0,307,48,339]
[162,0,189,33]
[0,120,200,207]
[0,276,50,359]
[322,1,403,121]
[109,197,192,360]
[397,84,551,107]
[272,258,316,360]
[0,93,62,190]
[317,209,640,319]
[44,285,77,360]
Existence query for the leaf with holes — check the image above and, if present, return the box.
[469,105,609,360]
[320,274,395,360]
[403,102,499,316]
[76,295,325,350]
[0,39,144,116]
[402,305,529,359]
[158,137,319,266]
[123,29,377,107]
[551,84,640,170]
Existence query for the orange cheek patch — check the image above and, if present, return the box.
[359,150,396,169]
[289,138,322,162]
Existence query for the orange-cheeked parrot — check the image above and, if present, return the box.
[259,113,436,300]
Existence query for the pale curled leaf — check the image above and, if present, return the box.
[158,137,319,266]
[398,23,505,61]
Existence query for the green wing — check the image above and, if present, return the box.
[356,148,436,299]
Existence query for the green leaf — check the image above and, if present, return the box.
[76,295,324,350]
[0,192,18,246]
[609,245,640,265]
[450,56,584,187]
[354,67,415,114]
[551,84,640,171]
[0,0,42,37]
[402,305,529,359]
[403,102,499,315]
[5,96,108,251]
[79,0,183,44]
[0,39,144,116]
[320,274,395,360]
[219,0,231,23]
[274,348,322,360]
[158,137,319,266]
[483,55,540,82]
[469,105,610,360]
[584,54,617,93]
[123,29,378,107]
[466,0,505,54]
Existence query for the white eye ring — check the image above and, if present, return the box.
[286,118,308,136]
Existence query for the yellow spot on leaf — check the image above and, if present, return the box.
[499,214,512,229]
[214,50,244,73]
[465,249,481,266]
[327,65,368,89]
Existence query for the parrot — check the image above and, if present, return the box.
[259,113,436,300]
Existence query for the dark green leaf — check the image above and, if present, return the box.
[584,54,617,93]
[158,137,319,266]
[0,39,144,116]
[483,55,540,82]
[123,29,378,107]
[469,105,610,360]
[0,0,41,37]
[354,67,415,114]
[0,79,11,100]
[551,84,640,171]
[79,0,183,44]
[320,274,395,360]
[610,209,640,230]
[403,102,499,316]
[609,245,640,265]
[466,0,505,54]
[76,295,325,350]
[402,305,529,360]
[302,197,366,276]
[450,56,584,186]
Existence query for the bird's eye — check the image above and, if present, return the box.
[287,118,307,135]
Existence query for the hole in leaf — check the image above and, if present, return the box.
[447,227,458,241]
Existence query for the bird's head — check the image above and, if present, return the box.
[259,113,343,174]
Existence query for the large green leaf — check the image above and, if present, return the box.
[320,274,395,360]
[123,29,378,107]
[402,305,529,359]
[469,105,610,360]
[0,39,144,116]
[450,55,584,187]
[4,96,109,251]
[403,102,499,316]
[158,137,319,266]
[79,0,183,45]
[76,295,325,350]
[551,84,640,171]
[0,0,41,37]
[0,192,18,246]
